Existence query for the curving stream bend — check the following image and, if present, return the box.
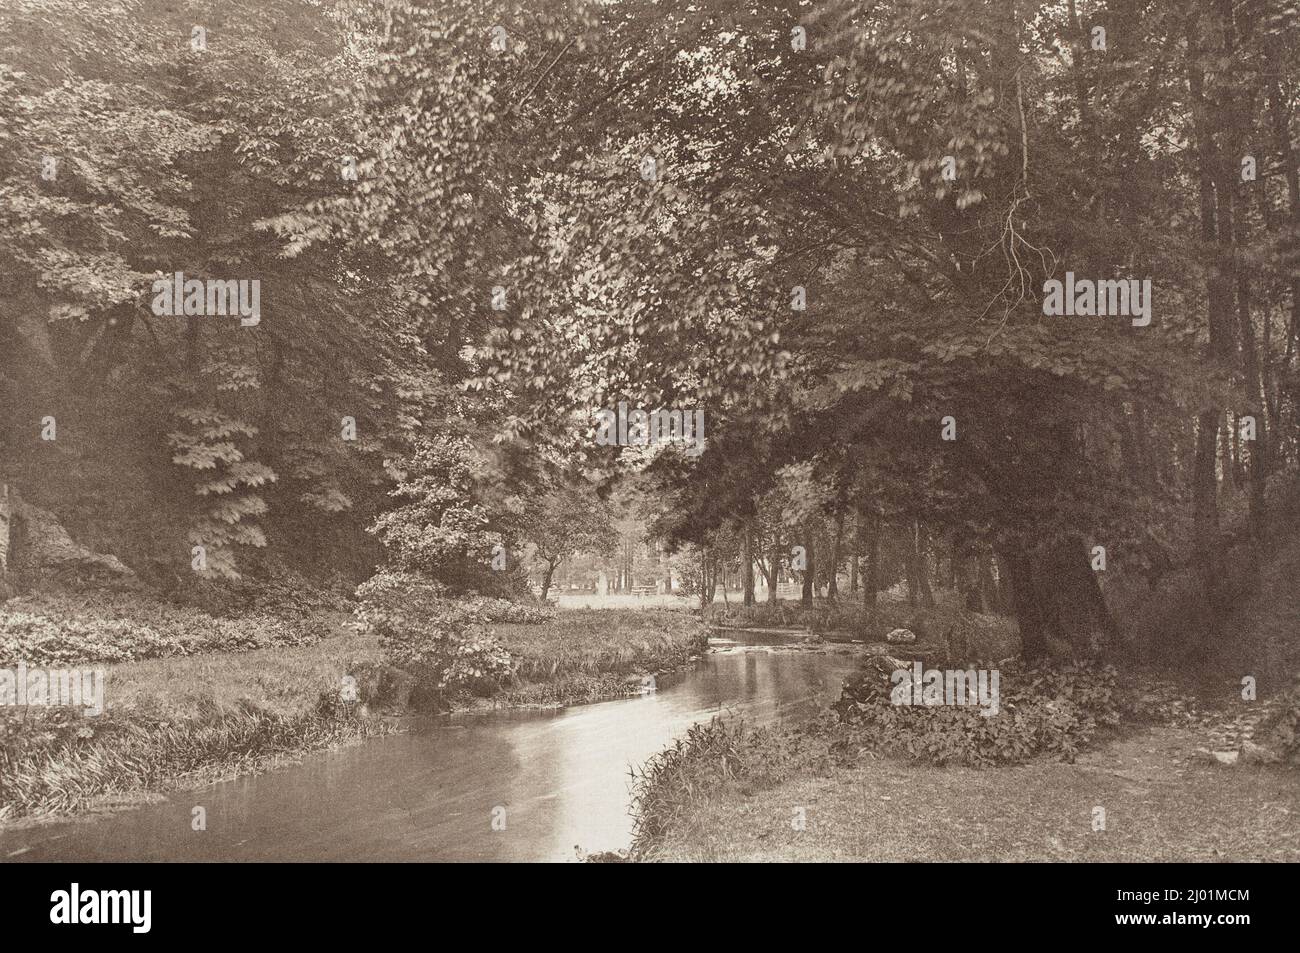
[0,638,861,862]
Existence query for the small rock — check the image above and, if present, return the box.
[885,628,917,645]
[1211,750,1239,766]
[1240,740,1277,765]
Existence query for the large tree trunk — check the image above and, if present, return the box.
[998,536,1117,660]
[1187,17,1234,622]
[1223,414,1241,490]
[826,508,844,603]
[1266,71,1299,485]
[994,553,1013,612]
[954,537,985,611]
[0,484,12,597]
[800,533,815,607]
[918,526,935,608]
[999,546,1048,660]
[1192,410,1226,612]
[905,536,919,608]
[0,484,10,575]
[978,552,999,612]
[906,521,935,609]
[767,535,780,604]
[540,560,557,601]
[863,515,880,608]
[1238,271,1269,565]
[741,520,755,606]
[698,549,711,610]
[1217,4,1268,570]
[1119,403,1149,488]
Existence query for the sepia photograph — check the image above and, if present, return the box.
[0,0,1295,921]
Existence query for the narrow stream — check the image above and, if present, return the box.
[0,640,862,862]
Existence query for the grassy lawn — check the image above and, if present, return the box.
[100,619,380,720]
[498,608,705,674]
[494,608,707,706]
[95,607,710,716]
[4,601,707,721]
[648,727,1300,862]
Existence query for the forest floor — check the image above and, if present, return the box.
[646,725,1300,861]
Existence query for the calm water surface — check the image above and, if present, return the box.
[0,642,860,862]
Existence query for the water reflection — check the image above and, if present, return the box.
[0,645,860,862]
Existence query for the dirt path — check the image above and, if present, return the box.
[650,726,1300,861]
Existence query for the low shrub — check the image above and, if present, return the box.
[463,596,556,625]
[357,573,707,708]
[1256,683,1300,765]
[0,591,322,666]
[832,659,1121,765]
[628,661,1124,855]
[355,572,514,703]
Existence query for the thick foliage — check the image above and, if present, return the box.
[833,661,1122,765]
[0,591,320,665]
[354,571,516,698]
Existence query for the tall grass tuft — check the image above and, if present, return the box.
[628,717,823,857]
[0,705,390,822]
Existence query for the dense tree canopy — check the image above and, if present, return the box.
[3,0,1299,660]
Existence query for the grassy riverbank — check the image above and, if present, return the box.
[0,595,707,825]
[489,609,709,707]
[629,679,1300,861]
[706,597,1020,662]
[642,725,1300,861]
[631,538,1300,862]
